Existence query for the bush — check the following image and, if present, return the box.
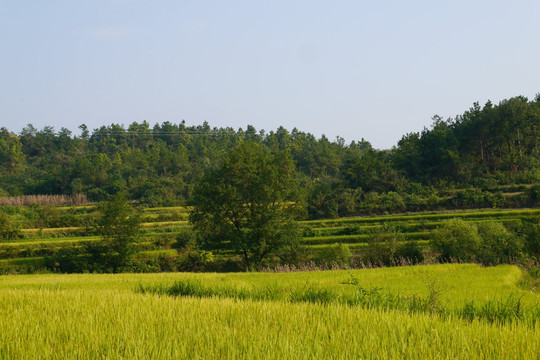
[175,248,214,272]
[395,241,424,264]
[153,234,175,248]
[154,255,177,272]
[360,192,381,214]
[173,229,197,249]
[476,222,524,265]
[527,184,540,204]
[380,192,405,212]
[485,192,506,208]
[431,219,481,262]
[117,259,161,273]
[302,227,315,237]
[336,226,361,236]
[403,193,427,212]
[314,243,352,268]
[289,285,337,304]
[0,211,21,240]
[44,245,95,273]
[453,189,484,208]
[426,193,440,208]
[31,204,76,228]
[524,222,540,257]
[362,232,400,266]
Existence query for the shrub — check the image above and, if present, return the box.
[0,211,21,240]
[289,285,337,304]
[31,204,76,228]
[426,193,440,208]
[485,192,506,208]
[175,248,214,272]
[155,255,177,272]
[173,229,197,249]
[395,241,424,264]
[380,192,405,212]
[117,259,161,273]
[315,243,352,268]
[431,219,481,262]
[453,189,484,208]
[153,234,175,248]
[302,226,315,237]
[524,222,540,257]
[362,231,400,266]
[403,193,427,211]
[360,192,381,214]
[276,241,311,268]
[526,184,540,204]
[476,222,524,265]
[336,226,361,236]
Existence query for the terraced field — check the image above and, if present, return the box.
[0,206,538,272]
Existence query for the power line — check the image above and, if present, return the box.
[92,131,259,137]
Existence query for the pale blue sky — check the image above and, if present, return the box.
[1,0,539,149]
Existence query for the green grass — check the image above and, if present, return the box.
[136,249,178,258]
[309,240,430,252]
[301,208,540,227]
[21,227,85,234]
[0,257,44,266]
[1,264,536,307]
[142,206,189,212]
[0,264,539,359]
[0,236,101,246]
[301,232,431,245]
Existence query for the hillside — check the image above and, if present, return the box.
[0,95,538,218]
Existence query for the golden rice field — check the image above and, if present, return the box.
[0,264,539,359]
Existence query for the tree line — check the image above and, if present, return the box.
[0,94,539,218]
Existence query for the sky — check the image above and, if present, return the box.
[1,1,539,149]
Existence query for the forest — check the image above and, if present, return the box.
[1,95,539,217]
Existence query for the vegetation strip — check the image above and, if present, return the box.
[137,274,540,326]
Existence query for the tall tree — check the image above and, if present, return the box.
[189,142,303,270]
[93,193,142,271]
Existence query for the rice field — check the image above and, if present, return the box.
[0,264,539,359]
[1,206,538,270]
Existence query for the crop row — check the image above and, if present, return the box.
[307,218,524,237]
[301,209,540,227]
[301,232,431,245]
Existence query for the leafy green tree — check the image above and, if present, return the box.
[395,241,424,264]
[189,142,303,270]
[0,128,26,174]
[362,228,401,266]
[523,222,540,258]
[431,219,481,262]
[0,211,21,240]
[315,243,352,268]
[476,221,524,264]
[94,193,142,270]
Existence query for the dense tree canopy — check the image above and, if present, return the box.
[0,94,538,217]
[92,193,142,271]
[189,142,303,270]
